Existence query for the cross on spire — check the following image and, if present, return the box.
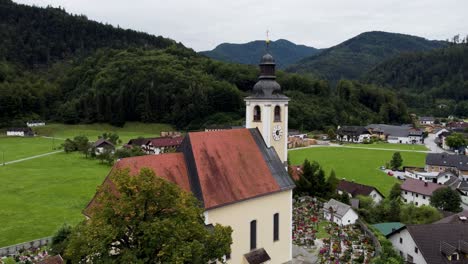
[266,30,270,51]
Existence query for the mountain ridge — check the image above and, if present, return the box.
[286,31,447,81]
[200,39,320,69]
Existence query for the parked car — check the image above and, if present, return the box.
[380,166,386,170]
[387,171,394,176]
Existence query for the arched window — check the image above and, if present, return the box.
[274,106,281,122]
[253,105,261,121]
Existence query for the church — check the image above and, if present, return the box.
[85,51,294,264]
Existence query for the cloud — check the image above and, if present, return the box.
[14,0,468,51]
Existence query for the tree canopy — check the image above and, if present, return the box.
[64,168,232,263]
[430,187,462,213]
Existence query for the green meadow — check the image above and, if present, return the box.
[289,146,426,196]
[33,122,174,144]
[343,142,428,151]
[0,152,109,247]
[0,122,174,247]
[0,136,62,162]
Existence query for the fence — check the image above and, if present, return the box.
[0,236,52,257]
[356,219,382,256]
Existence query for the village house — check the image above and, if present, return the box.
[6,127,34,137]
[26,120,46,127]
[418,116,435,126]
[92,139,115,155]
[336,126,371,143]
[85,52,295,263]
[337,180,385,204]
[425,153,468,180]
[404,167,458,185]
[288,130,307,140]
[323,198,359,226]
[400,178,444,206]
[144,136,184,154]
[366,124,424,144]
[434,211,468,224]
[387,223,468,264]
[126,136,184,155]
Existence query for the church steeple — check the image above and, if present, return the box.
[250,52,287,99]
[245,35,289,164]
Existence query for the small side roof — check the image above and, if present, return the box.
[372,222,405,237]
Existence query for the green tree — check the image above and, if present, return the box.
[115,146,145,159]
[445,133,467,150]
[50,224,72,255]
[400,204,442,224]
[389,183,401,201]
[62,139,77,153]
[326,169,339,196]
[390,152,403,170]
[430,187,462,212]
[64,168,232,263]
[294,159,327,197]
[73,135,90,157]
[327,128,336,141]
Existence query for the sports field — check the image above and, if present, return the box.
[289,146,426,196]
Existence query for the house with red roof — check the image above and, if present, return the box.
[85,51,295,263]
[400,178,445,206]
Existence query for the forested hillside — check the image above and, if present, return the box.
[0,1,411,130]
[200,39,319,69]
[287,31,446,81]
[0,0,179,67]
[365,42,468,117]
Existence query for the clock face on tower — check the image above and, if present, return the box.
[272,125,283,141]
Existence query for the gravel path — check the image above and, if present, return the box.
[0,150,63,166]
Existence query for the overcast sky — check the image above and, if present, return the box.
[14,0,468,51]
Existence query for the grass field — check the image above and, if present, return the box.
[343,143,428,151]
[0,152,109,247]
[289,147,426,196]
[0,137,63,162]
[0,122,174,247]
[33,122,174,144]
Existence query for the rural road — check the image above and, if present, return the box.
[424,133,449,153]
[0,150,63,166]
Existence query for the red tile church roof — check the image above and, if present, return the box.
[188,129,281,209]
[85,128,294,215]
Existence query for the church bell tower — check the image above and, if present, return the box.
[245,48,289,164]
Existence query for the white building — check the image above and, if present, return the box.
[6,127,33,137]
[404,170,456,185]
[336,126,371,143]
[400,178,444,206]
[93,139,115,155]
[26,120,45,127]
[367,124,424,144]
[419,116,435,126]
[323,199,359,226]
